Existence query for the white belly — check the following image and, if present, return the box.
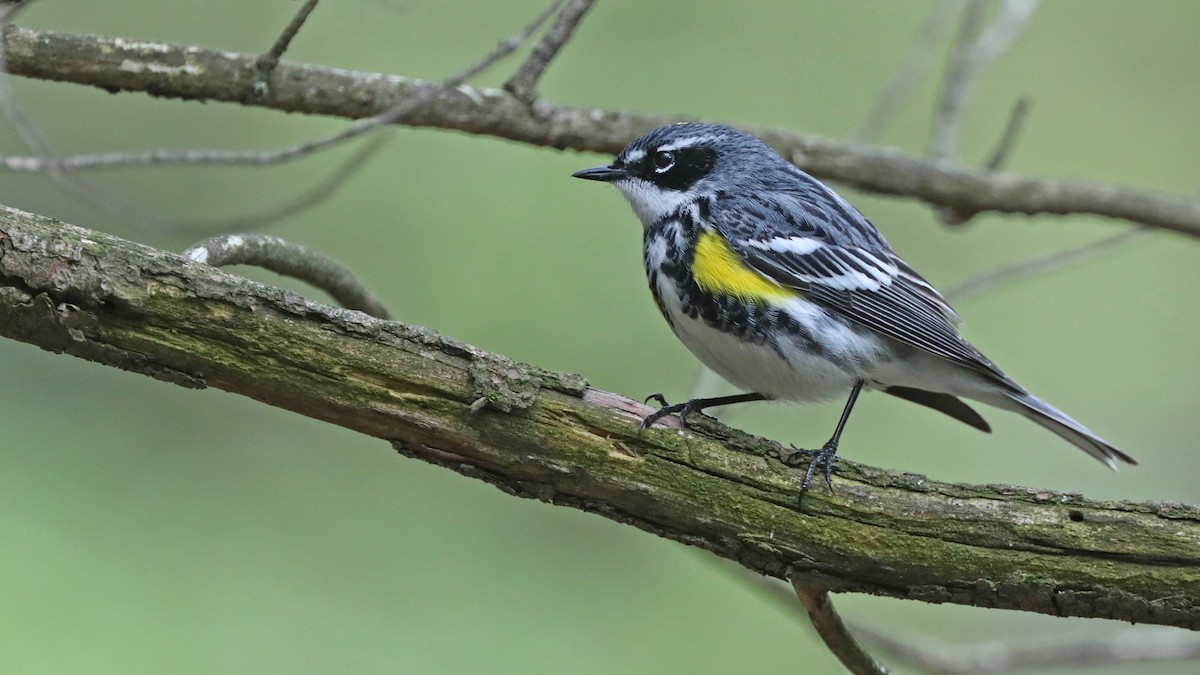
[653,276,892,402]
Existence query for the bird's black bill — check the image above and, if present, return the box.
[571,165,631,182]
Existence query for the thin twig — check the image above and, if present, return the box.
[930,0,1040,225]
[213,0,564,175]
[0,21,378,236]
[853,623,1200,675]
[181,233,391,318]
[721,552,1199,673]
[442,0,567,88]
[504,0,593,105]
[929,0,988,161]
[0,0,165,225]
[937,96,1032,224]
[253,0,320,97]
[0,0,562,175]
[0,2,43,159]
[260,0,319,67]
[944,227,1149,302]
[983,96,1030,170]
[854,0,961,143]
[971,0,1042,66]
[174,136,388,237]
[792,581,891,675]
[0,0,561,232]
[929,0,1040,161]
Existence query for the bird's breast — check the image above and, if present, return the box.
[641,221,893,401]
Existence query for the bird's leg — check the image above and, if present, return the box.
[783,381,864,493]
[639,392,768,434]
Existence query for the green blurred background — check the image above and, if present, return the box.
[2,1,1198,673]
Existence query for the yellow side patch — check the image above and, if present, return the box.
[692,231,798,301]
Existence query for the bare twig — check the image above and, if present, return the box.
[854,623,1200,674]
[983,96,1030,170]
[929,0,988,161]
[253,0,320,97]
[0,2,41,157]
[182,233,391,318]
[504,0,594,105]
[174,136,388,236]
[971,0,1042,67]
[0,0,561,176]
[0,0,166,225]
[0,0,561,233]
[205,0,565,178]
[259,0,320,69]
[937,96,1032,225]
[442,0,567,88]
[0,24,381,237]
[792,582,891,675]
[2,0,326,230]
[929,0,1039,225]
[929,0,1040,161]
[854,0,961,143]
[944,227,1149,302]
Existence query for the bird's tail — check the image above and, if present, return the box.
[997,390,1136,469]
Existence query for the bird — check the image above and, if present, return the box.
[572,122,1135,491]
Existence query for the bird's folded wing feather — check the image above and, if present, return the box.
[711,194,1007,380]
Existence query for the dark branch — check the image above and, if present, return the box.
[4,26,1197,237]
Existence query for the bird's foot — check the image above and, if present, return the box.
[782,440,840,494]
[639,394,707,434]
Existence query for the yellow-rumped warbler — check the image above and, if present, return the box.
[573,123,1135,490]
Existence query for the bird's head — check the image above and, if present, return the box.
[572,123,789,227]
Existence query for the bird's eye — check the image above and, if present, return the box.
[652,150,675,172]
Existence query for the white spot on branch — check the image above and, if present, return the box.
[118,60,202,76]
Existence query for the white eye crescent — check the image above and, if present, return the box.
[652,150,675,173]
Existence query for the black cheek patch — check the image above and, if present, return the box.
[658,148,717,191]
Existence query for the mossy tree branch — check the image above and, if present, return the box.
[2,204,1198,630]
[4,25,1200,237]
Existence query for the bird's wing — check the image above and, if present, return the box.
[710,193,1007,380]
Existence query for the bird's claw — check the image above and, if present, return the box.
[638,394,700,434]
[783,441,840,494]
[644,393,669,407]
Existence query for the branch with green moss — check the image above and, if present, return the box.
[3,25,1200,237]
[2,203,1198,630]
